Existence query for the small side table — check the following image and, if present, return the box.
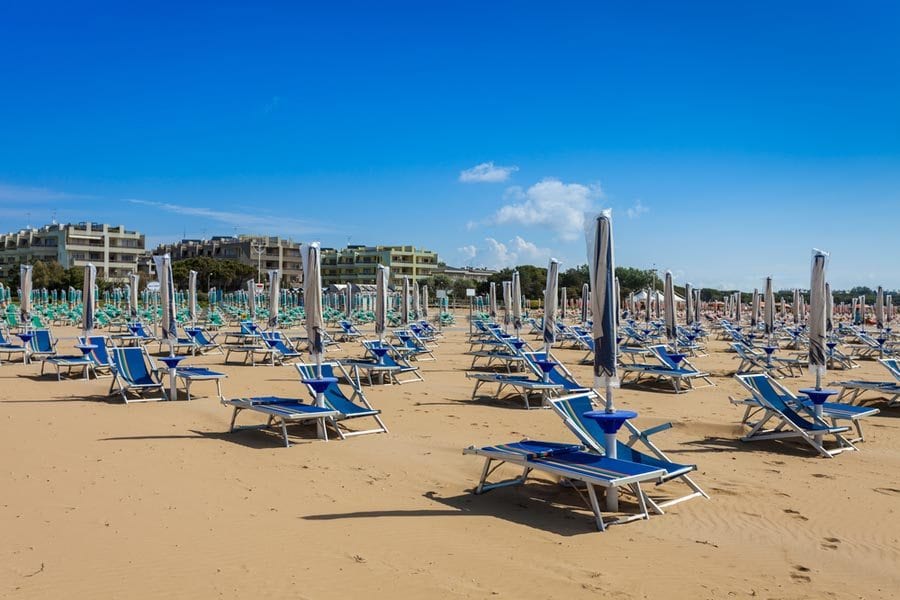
[582,409,639,511]
[159,355,186,401]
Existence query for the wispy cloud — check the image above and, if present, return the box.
[458,236,552,269]
[482,177,602,241]
[0,183,95,203]
[459,162,519,183]
[127,199,327,238]
[626,199,649,219]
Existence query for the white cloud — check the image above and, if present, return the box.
[126,199,326,238]
[457,244,477,260]
[460,236,552,269]
[626,199,649,219]
[0,183,95,203]
[459,162,519,183]
[490,178,601,241]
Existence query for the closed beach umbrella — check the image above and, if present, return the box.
[82,263,96,337]
[644,288,651,322]
[751,289,759,328]
[129,272,139,319]
[247,279,257,321]
[664,271,677,347]
[851,297,859,326]
[152,254,178,354]
[581,282,590,325]
[685,283,694,327]
[764,277,775,341]
[793,289,800,324]
[587,209,618,407]
[413,280,421,320]
[375,265,389,342]
[345,282,353,320]
[826,282,834,334]
[488,282,497,320]
[502,281,512,328]
[542,259,560,359]
[560,287,567,322]
[876,286,885,330]
[301,243,325,374]
[859,295,866,327]
[188,270,198,326]
[401,277,410,326]
[268,269,280,329]
[512,271,522,334]
[19,265,32,326]
[694,289,701,324]
[422,285,429,318]
[809,250,828,390]
[888,295,893,324]
[734,292,741,326]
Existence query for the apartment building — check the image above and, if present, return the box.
[321,245,439,286]
[153,235,303,284]
[0,222,145,281]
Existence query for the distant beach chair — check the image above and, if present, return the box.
[222,396,339,447]
[337,320,363,341]
[731,373,860,457]
[184,327,223,355]
[28,329,59,361]
[295,362,388,438]
[0,328,26,364]
[462,440,666,531]
[78,335,114,377]
[109,346,166,403]
[548,392,708,511]
[832,358,900,407]
[620,345,714,393]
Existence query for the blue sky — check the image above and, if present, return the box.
[1,1,898,289]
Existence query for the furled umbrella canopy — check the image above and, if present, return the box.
[19,265,32,325]
[809,250,828,387]
[764,277,775,340]
[684,283,694,326]
[581,282,590,325]
[129,272,140,319]
[375,265,389,342]
[301,243,325,371]
[268,269,281,329]
[587,210,618,406]
[188,270,198,326]
[422,285,429,318]
[751,289,759,328]
[413,280,421,320]
[542,259,560,355]
[247,279,257,321]
[560,287,567,321]
[82,263,97,337]
[826,282,834,334]
[511,271,523,334]
[876,286,884,330]
[401,277,410,326]
[502,281,512,328]
[152,254,178,354]
[488,282,498,320]
[664,271,677,347]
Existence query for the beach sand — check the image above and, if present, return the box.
[2,318,899,599]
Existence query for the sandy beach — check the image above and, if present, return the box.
[2,317,899,599]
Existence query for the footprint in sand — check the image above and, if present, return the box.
[820,537,841,550]
[783,509,809,521]
[873,487,900,496]
[791,565,812,583]
[811,473,835,480]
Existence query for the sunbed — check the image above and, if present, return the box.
[222,396,339,447]
[295,362,388,438]
[109,346,166,403]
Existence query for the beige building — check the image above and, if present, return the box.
[321,244,438,286]
[0,222,145,281]
[154,235,303,285]
[433,265,498,283]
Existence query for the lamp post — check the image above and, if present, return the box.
[251,238,266,282]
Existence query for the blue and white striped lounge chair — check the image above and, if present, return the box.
[463,440,666,531]
[222,396,340,447]
[78,335,114,377]
[347,340,423,384]
[393,329,435,361]
[28,329,59,361]
[295,362,388,438]
[832,357,900,407]
[184,327,223,355]
[549,393,708,512]
[731,342,803,378]
[732,373,860,457]
[127,322,158,344]
[109,346,166,403]
[0,328,26,364]
[621,345,714,393]
[337,320,363,341]
[259,331,304,365]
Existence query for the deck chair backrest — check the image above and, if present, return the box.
[738,374,819,431]
[524,351,582,390]
[648,345,678,370]
[112,347,155,384]
[880,358,900,380]
[30,329,53,352]
[548,394,603,452]
[80,335,112,367]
